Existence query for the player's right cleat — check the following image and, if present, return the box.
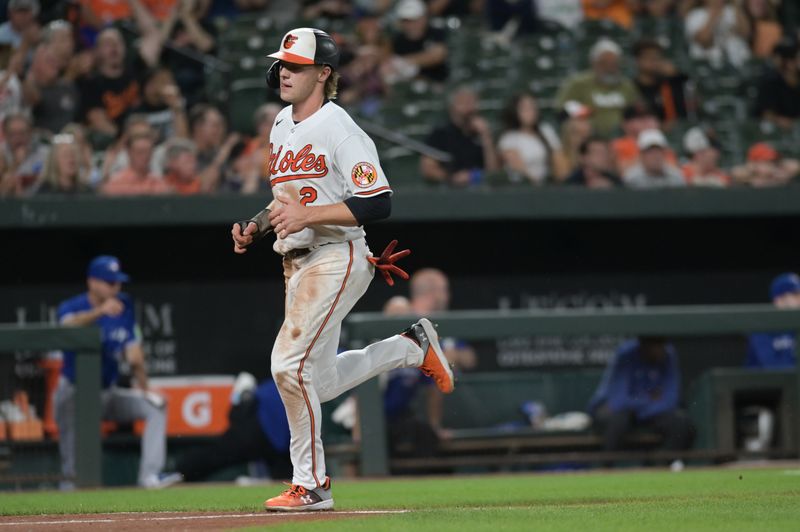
[264,477,334,511]
[403,318,455,394]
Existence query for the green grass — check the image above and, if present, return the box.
[2,468,800,531]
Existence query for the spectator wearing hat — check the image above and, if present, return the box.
[681,126,730,187]
[565,135,622,188]
[0,0,40,50]
[685,0,751,68]
[623,128,685,188]
[101,132,172,195]
[421,85,499,186]
[556,38,640,137]
[632,39,691,128]
[732,142,800,187]
[386,0,448,84]
[54,256,181,490]
[745,273,799,369]
[753,38,800,130]
[612,105,678,174]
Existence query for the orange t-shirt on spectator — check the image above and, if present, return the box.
[101,169,172,196]
[164,172,203,195]
[612,136,678,172]
[682,163,731,187]
[82,0,131,23]
[752,21,783,58]
[582,0,633,29]
[142,0,179,21]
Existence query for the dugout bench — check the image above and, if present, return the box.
[345,305,800,475]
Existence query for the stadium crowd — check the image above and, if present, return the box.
[0,0,799,196]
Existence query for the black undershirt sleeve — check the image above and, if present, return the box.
[343,192,392,226]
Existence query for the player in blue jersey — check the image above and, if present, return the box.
[53,255,180,489]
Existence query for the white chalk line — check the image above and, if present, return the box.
[0,509,411,527]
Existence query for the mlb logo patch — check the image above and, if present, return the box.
[351,162,377,188]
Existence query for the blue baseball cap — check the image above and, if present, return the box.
[769,272,800,299]
[87,255,130,283]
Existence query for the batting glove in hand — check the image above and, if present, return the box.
[367,239,410,286]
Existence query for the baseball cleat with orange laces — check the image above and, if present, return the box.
[402,318,455,394]
[264,477,334,511]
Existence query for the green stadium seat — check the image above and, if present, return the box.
[227,78,271,136]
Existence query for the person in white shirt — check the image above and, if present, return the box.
[498,92,570,184]
[685,0,751,68]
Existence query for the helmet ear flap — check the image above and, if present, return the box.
[266,60,280,89]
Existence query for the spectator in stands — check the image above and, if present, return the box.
[101,115,159,181]
[612,105,678,174]
[623,128,685,188]
[77,28,142,139]
[556,38,639,137]
[731,142,799,187]
[219,138,262,194]
[632,39,691,127]
[22,41,79,135]
[588,337,695,464]
[498,92,570,185]
[735,0,783,59]
[101,132,171,195]
[162,138,204,194]
[636,0,695,18]
[685,0,750,68]
[131,67,189,143]
[156,0,217,108]
[54,255,181,490]
[429,0,482,17]
[420,86,499,186]
[681,126,731,187]
[746,272,798,369]
[242,102,281,158]
[0,111,49,196]
[338,14,391,112]
[753,37,800,129]
[536,0,584,29]
[61,122,101,186]
[0,60,25,133]
[189,103,241,193]
[0,0,40,51]
[37,132,92,194]
[581,0,635,29]
[385,0,448,84]
[565,135,622,188]
[175,374,292,483]
[560,100,595,169]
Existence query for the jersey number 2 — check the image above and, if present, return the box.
[299,187,318,206]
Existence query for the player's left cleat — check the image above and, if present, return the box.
[264,477,334,511]
[403,318,455,394]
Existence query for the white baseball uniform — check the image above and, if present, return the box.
[267,101,424,489]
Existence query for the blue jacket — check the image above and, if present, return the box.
[255,380,291,451]
[588,340,680,420]
[746,332,796,369]
[57,292,139,389]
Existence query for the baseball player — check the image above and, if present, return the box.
[54,256,181,489]
[230,28,454,512]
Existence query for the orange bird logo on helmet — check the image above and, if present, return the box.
[283,34,298,49]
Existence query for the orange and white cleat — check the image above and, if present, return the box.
[403,318,455,394]
[264,477,334,511]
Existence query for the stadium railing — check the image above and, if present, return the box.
[0,325,101,488]
[345,304,800,476]
[3,187,800,228]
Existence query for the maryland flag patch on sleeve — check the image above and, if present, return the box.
[351,162,378,188]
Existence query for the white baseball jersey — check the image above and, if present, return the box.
[267,102,392,255]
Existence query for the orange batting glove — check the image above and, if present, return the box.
[367,239,411,287]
